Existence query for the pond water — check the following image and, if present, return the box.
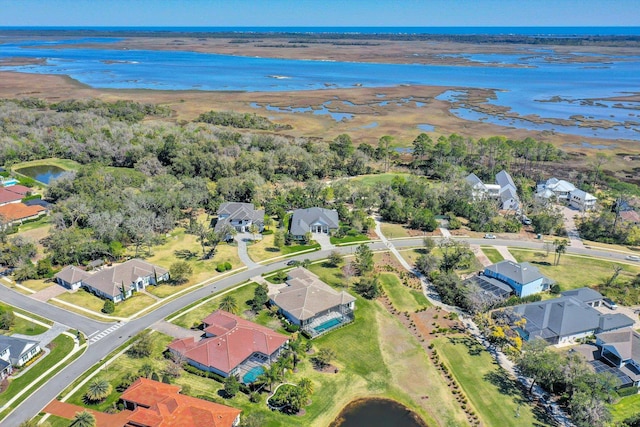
[331,399,428,427]
[16,165,66,184]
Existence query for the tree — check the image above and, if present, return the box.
[224,375,241,398]
[0,308,15,330]
[412,133,432,165]
[439,239,474,272]
[354,244,374,275]
[273,231,285,248]
[219,295,239,314]
[377,135,394,172]
[84,379,112,403]
[256,363,280,392]
[169,261,193,284]
[251,284,269,311]
[128,334,154,358]
[312,348,336,369]
[248,223,259,241]
[329,134,355,158]
[341,262,357,284]
[423,236,436,254]
[414,253,439,276]
[101,300,115,314]
[516,339,561,394]
[353,275,381,299]
[139,363,154,379]
[73,411,96,427]
[327,250,343,267]
[298,377,314,399]
[553,238,569,266]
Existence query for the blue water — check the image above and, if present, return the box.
[313,318,342,333]
[15,165,66,184]
[242,366,264,384]
[1,33,639,140]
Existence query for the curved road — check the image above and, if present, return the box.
[1,236,634,425]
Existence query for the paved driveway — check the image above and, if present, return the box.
[236,233,260,270]
[561,206,585,249]
[151,320,203,340]
[30,283,68,302]
[312,232,334,251]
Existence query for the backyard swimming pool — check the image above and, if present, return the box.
[242,366,264,384]
[313,318,342,334]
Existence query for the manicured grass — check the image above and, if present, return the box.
[11,158,81,172]
[37,414,70,427]
[55,289,105,313]
[510,249,640,292]
[246,233,281,262]
[10,315,48,336]
[330,234,370,245]
[113,293,158,318]
[380,221,412,238]
[0,334,74,407]
[480,246,504,264]
[433,334,552,427]
[610,393,640,423]
[17,215,51,233]
[0,302,53,327]
[378,272,430,312]
[280,242,321,255]
[19,278,55,293]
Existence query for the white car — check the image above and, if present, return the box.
[484,234,497,239]
[625,255,640,261]
[603,298,618,310]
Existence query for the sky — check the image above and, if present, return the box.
[0,0,638,27]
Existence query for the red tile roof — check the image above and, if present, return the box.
[4,184,31,195]
[121,378,240,427]
[168,310,289,375]
[0,202,45,222]
[0,188,23,205]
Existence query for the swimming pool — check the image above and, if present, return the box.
[313,318,342,334]
[242,366,264,384]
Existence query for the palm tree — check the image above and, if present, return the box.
[73,411,96,427]
[553,238,568,266]
[275,356,293,380]
[256,364,280,392]
[219,295,239,314]
[298,377,314,397]
[84,379,112,403]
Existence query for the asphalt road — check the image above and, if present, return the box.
[1,236,634,425]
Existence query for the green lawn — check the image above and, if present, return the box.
[114,294,158,318]
[280,242,321,255]
[330,234,370,245]
[433,334,552,427]
[37,414,70,427]
[349,173,423,188]
[18,278,54,293]
[480,246,504,264]
[55,289,105,313]
[17,215,51,233]
[11,158,81,172]
[610,393,640,423]
[53,290,156,319]
[510,249,640,292]
[0,334,74,408]
[378,272,430,312]
[380,222,412,239]
[10,315,48,336]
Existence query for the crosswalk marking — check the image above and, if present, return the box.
[88,322,125,344]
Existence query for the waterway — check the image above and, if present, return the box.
[15,165,66,184]
[1,36,639,140]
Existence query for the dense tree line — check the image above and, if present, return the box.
[196,110,292,131]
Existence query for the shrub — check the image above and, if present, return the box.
[224,261,232,270]
[102,300,115,314]
[216,264,226,272]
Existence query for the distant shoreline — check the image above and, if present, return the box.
[2,27,640,46]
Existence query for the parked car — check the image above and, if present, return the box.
[625,255,640,261]
[521,216,532,225]
[603,298,618,310]
[483,233,497,239]
[285,260,299,266]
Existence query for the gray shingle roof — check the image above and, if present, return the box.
[290,207,339,236]
[0,335,39,365]
[484,261,546,286]
[214,202,264,232]
[597,328,640,362]
[495,170,516,190]
[83,259,168,297]
[271,267,355,322]
[465,173,484,187]
[54,265,89,285]
[562,288,603,304]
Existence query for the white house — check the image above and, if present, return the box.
[536,177,596,211]
[465,170,520,211]
[0,335,41,379]
[214,202,264,235]
[569,189,597,211]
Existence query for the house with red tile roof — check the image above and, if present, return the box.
[0,187,25,206]
[0,202,46,227]
[121,378,241,427]
[168,310,288,383]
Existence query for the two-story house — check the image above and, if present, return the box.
[214,202,264,236]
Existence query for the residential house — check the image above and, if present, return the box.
[270,267,356,337]
[0,335,41,379]
[465,170,520,210]
[483,260,554,297]
[569,189,597,211]
[507,288,634,345]
[0,187,25,206]
[536,177,596,211]
[595,328,640,389]
[290,207,339,239]
[54,265,89,290]
[121,378,241,427]
[214,202,264,235]
[168,310,288,383]
[54,259,169,303]
[0,202,47,228]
